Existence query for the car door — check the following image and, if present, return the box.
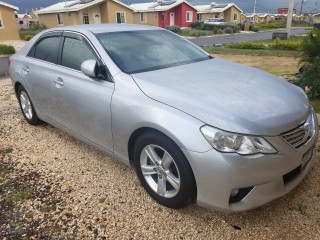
[51,32,114,152]
[22,32,63,120]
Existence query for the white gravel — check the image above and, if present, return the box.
[1,77,320,239]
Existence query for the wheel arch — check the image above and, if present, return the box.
[128,127,167,167]
[14,81,23,97]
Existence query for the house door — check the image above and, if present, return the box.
[170,13,174,26]
[94,13,101,24]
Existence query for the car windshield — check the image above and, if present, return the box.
[95,30,210,74]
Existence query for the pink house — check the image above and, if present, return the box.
[131,0,197,28]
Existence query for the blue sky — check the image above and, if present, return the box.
[4,0,319,14]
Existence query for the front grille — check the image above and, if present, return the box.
[281,119,312,149]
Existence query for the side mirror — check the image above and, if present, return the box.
[81,59,98,78]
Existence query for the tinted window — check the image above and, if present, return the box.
[96,30,209,74]
[32,36,60,64]
[61,37,97,71]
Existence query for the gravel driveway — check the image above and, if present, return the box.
[1,77,320,239]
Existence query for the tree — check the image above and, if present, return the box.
[297,29,320,98]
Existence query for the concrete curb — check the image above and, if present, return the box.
[0,55,10,76]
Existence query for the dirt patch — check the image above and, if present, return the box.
[215,54,299,77]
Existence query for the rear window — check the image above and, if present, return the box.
[29,36,60,64]
[96,30,209,74]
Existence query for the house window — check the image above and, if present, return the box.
[140,13,147,22]
[196,13,202,22]
[234,13,238,21]
[83,13,89,24]
[57,13,63,25]
[0,13,3,28]
[186,11,193,22]
[116,12,126,24]
[161,14,165,22]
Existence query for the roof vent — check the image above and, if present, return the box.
[80,0,94,4]
[158,0,176,5]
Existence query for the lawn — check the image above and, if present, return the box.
[205,46,299,77]
[310,99,320,113]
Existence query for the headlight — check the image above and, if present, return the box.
[200,125,277,155]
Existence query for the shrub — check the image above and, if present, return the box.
[254,22,286,30]
[19,23,47,40]
[297,57,320,98]
[297,29,320,98]
[0,44,15,55]
[165,25,181,34]
[189,22,204,30]
[298,29,320,66]
[224,27,233,34]
[270,38,301,50]
[24,35,33,41]
[226,42,266,49]
[218,29,224,34]
[181,28,212,37]
[252,26,259,32]
[232,24,241,33]
[213,28,218,34]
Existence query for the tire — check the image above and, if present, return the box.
[17,85,42,125]
[133,131,196,209]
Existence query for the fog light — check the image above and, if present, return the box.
[229,187,254,204]
[230,189,239,197]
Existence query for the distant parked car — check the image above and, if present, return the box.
[9,24,318,212]
[204,18,226,25]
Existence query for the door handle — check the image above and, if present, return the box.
[53,77,64,88]
[22,66,30,75]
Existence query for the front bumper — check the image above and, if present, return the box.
[184,121,318,212]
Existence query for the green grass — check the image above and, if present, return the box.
[310,99,320,113]
[9,188,34,202]
[40,205,56,213]
[0,166,8,174]
[204,46,296,57]
[296,203,308,216]
[0,148,13,155]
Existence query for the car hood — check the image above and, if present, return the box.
[131,58,309,136]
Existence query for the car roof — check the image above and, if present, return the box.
[46,24,161,34]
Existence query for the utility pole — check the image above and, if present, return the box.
[286,0,295,37]
[254,0,257,14]
[300,0,307,15]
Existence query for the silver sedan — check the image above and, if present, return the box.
[9,24,318,212]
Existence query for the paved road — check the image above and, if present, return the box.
[189,28,309,46]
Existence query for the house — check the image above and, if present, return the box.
[277,8,296,15]
[312,13,320,23]
[257,13,270,23]
[17,12,39,28]
[130,0,197,27]
[195,3,243,23]
[242,13,259,23]
[0,1,19,40]
[36,0,135,28]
